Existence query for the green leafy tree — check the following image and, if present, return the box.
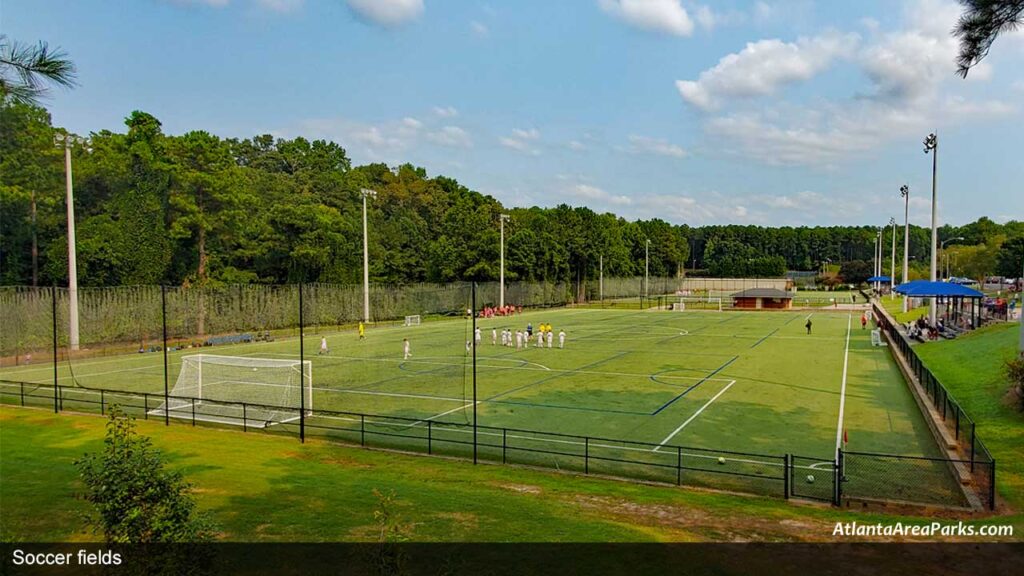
[0,35,77,105]
[995,236,1024,278]
[74,407,215,543]
[839,260,874,285]
[954,0,1024,77]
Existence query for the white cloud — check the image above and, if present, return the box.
[676,31,860,111]
[598,0,695,37]
[346,0,423,27]
[568,140,587,151]
[566,184,632,206]
[432,106,458,118]
[512,128,540,140]
[627,135,687,158]
[166,0,230,7]
[427,126,473,148]
[693,5,715,31]
[470,20,489,37]
[401,117,423,129]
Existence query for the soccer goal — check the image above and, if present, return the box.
[677,296,723,311]
[150,354,312,428]
[404,315,421,326]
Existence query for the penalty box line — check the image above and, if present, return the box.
[652,379,737,452]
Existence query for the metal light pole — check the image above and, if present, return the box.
[924,132,938,325]
[360,188,376,323]
[873,229,880,293]
[599,253,604,302]
[900,185,910,312]
[499,214,510,308]
[644,239,650,298]
[56,134,82,351]
[940,237,964,280]
[889,218,897,299]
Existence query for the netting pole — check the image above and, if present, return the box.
[784,455,791,499]
[162,285,169,426]
[299,283,305,444]
[51,285,58,413]
[472,281,478,465]
[989,460,996,511]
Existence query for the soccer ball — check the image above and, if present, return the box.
[806,474,815,484]
[717,457,726,465]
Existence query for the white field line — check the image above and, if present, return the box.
[652,380,737,452]
[258,353,733,384]
[5,363,169,385]
[834,313,852,461]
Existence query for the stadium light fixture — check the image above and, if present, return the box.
[923,132,938,325]
[900,185,910,312]
[54,133,87,351]
[361,188,377,323]
[499,214,510,308]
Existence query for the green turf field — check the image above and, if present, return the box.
[0,308,946,467]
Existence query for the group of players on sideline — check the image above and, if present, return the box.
[315,313,567,360]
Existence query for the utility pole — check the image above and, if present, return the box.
[361,188,376,323]
[56,134,81,351]
[900,185,910,312]
[890,218,896,299]
[599,253,604,302]
[924,132,938,325]
[499,214,510,308]
[644,239,650,298]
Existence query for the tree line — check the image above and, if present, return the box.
[2,101,1022,292]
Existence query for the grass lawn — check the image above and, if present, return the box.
[914,322,1024,511]
[880,296,930,324]
[1,406,1019,542]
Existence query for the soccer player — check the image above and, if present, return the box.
[558,329,566,349]
[492,328,497,345]
[358,321,365,340]
[546,330,553,348]
[475,326,482,346]
[805,319,813,334]
[536,331,543,348]
[319,336,329,355]
[860,313,868,329]
[515,330,522,350]
[403,338,411,359]
[526,322,533,338]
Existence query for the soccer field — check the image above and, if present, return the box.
[0,307,943,462]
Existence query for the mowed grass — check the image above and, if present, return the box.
[2,406,1019,543]
[0,309,943,465]
[914,322,1024,510]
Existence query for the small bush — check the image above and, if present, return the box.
[74,406,216,543]
[1006,357,1024,412]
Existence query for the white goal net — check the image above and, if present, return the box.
[150,354,312,428]
[676,296,723,311]
[404,315,421,326]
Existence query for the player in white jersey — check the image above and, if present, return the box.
[546,330,553,348]
[515,330,523,349]
[558,330,566,349]
[474,327,482,346]
[492,328,497,345]
[403,338,411,359]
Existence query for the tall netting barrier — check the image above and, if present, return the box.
[0,286,56,369]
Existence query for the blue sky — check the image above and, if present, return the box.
[6,0,1023,226]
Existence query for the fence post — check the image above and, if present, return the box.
[144,393,148,420]
[989,460,997,511]
[676,446,682,486]
[955,408,960,440]
[427,420,432,455]
[191,399,196,426]
[784,455,791,499]
[242,403,247,432]
[502,429,507,464]
[100,390,105,415]
[20,382,25,406]
[970,423,976,472]
[584,437,589,474]
[361,414,365,446]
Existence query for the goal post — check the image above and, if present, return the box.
[677,296,723,311]
[151,354,312,428]
[404,315,421,326]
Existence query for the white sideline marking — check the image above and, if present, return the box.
[834,313,852,461]
[652,379,736,452]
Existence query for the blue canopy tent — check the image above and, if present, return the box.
[866,276,891,283]
[894,280,985,329]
